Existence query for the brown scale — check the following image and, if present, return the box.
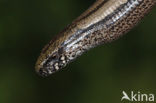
[101,0,156,43]
[64,0,156,64]
[35,0,156,77]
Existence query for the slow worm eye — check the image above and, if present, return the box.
[35,0,156,77]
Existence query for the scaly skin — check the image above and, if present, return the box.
[35,0,156,77]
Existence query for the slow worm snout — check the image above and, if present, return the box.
[35,0,156,77]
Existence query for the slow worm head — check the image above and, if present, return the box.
[35,0,156,77]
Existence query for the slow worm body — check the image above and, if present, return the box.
[35,0,156,77]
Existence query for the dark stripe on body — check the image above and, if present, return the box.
[61,0,139,47]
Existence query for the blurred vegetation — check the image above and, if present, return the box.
[0,0,156,103]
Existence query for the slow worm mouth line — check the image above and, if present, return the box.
[35,0,156,77]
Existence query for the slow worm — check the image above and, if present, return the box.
[35,0,156,77]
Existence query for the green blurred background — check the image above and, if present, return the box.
[0,0,156,103]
